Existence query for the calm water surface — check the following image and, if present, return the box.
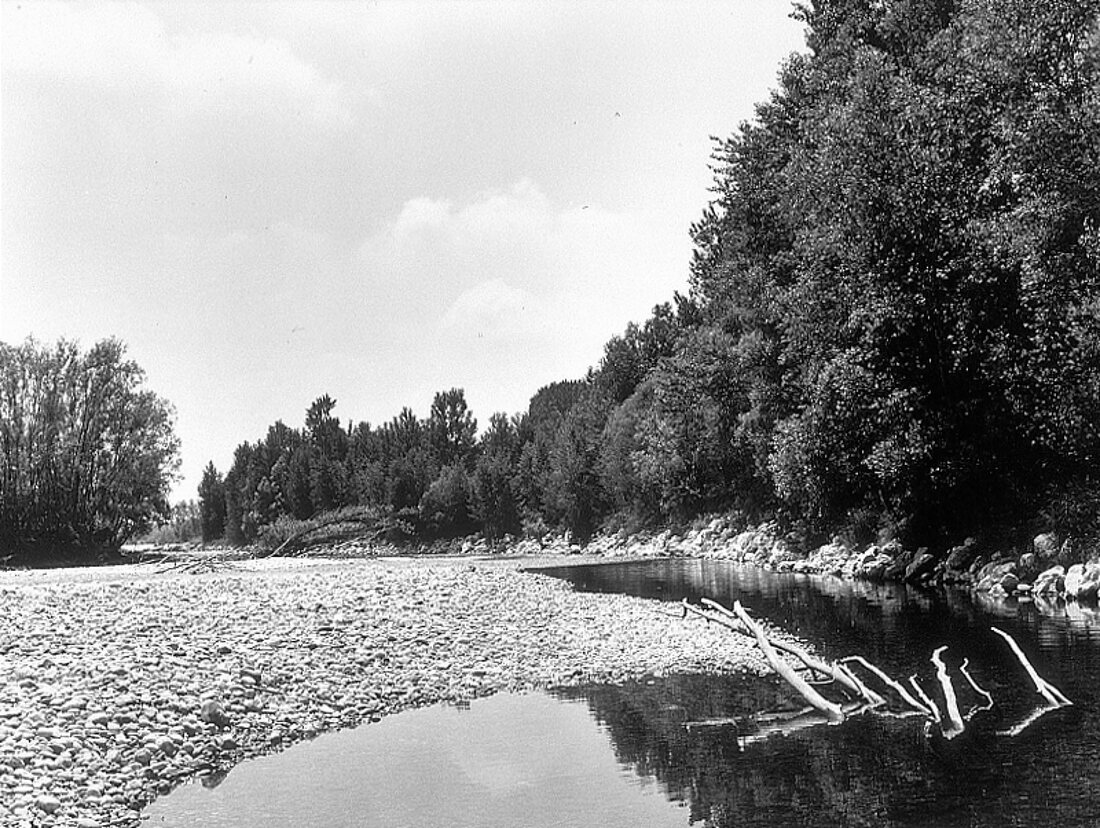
[147,560,1100,827]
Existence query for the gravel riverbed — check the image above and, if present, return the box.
[0,556,774,828]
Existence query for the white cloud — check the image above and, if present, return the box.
[2,1,348,125]
[441,279,541,342]
[358,179,689,360]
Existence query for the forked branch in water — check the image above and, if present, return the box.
[990,626,1072,707]
[675,598,1072,743]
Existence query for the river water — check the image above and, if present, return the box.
[146,559,1100,827]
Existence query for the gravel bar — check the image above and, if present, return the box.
[0,556,775,828]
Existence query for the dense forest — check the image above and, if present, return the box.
[3,0,1098,559]
[198,0,1100,552]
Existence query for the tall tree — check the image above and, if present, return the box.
[428,388,478,470]
[197,461,227,542]
[687,0,1100,542]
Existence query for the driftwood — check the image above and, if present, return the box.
[678,597,1071,743]
[262,509,412,558]
[265,513,381,557]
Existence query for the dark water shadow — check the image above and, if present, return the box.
[540,560,1100,827]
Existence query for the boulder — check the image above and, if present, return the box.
[1064,564,1086,599]
[1033,533,1060,560]
[856,553,893,581]
[884,548,916,581]
[973,561,1016,592]
[904,550,936,583]
[1067,562,1100,601]
[943,538,979,573]
[1081,572,1100,601]
[1016,552,1041,579]
[1033,565,1065,595]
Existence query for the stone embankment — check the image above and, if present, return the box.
[508,515,1100,605]
[0,557,774,828]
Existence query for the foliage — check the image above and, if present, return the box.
[0,337,180,557]
[419,463,476,537]
[138,500,202,545]
[472,414,523,538]
[686,0,1100,543]
[203,1,1100,550]
[198,461,226,541]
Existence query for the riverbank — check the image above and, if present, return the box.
[515,518,1100,603]
[0,556,776,828]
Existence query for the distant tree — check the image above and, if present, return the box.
[514,380,587,520]
[198,461,227,541]
[428,388,478,470]
[419,462,475,536]
[472,413,523,538]
[547,390,610,541]
[305,395,349,512]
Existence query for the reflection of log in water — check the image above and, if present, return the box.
[677,598,1071,743]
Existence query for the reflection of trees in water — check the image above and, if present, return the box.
[546,563,1099,825]
[557,675,1063,828]
[558,672,1012,826]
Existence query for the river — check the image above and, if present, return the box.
[145,559,1100,827]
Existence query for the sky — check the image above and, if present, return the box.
[1,0,805,502]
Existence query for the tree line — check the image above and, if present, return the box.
[196,305,693,547]
[201,0,1100,551]
[5,0,1099,559]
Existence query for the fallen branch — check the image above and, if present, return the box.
[908,676,942,723]
[931,647,966,739]
[731,600,845,722]
[697,599,879,701]
[673,598,1072,745]
[990,626,1072,707]
[958,658,994,716]
[840,655,931,715]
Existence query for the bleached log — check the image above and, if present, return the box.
[908,676,942,723]
[700,598,882,704]
[836,662,887,707]
[990,626,1071,707]
[840,655,931,715]
[931,646,966,739]
[731,601,845,722]
[670,598,1071,745]
[997,705,1062,738]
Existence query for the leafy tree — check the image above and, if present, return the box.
[685,0,1100,542]
[0,337,179,556]
[198,461,227,541]
[428,388,478,470]
[304,395,349,512]
[472,413,524,538]
[547,389,610,541]
[419,462,476,536]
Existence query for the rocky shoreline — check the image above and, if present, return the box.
[5,519,1098,827]
[517,517,1100,604]
[0,556,774,828]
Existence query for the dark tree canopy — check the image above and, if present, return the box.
[0,337,180,557]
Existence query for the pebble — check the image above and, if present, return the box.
[0,556,772,828]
